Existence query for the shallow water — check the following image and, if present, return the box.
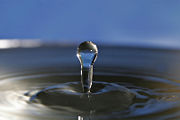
[1,46,180,120]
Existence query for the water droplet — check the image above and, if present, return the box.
[77,41,98,93]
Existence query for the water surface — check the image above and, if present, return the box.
[0,46,180,120]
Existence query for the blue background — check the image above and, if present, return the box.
[0,0,180,46]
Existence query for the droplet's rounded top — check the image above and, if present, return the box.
[77,41,98,54]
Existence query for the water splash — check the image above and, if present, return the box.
[77,41,98,93]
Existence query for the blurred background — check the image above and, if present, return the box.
[0,0,180,48]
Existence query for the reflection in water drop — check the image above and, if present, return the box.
[77,41,98,93]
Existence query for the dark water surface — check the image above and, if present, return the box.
[0,46,180,120]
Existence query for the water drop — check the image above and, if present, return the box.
[77,41,98,93]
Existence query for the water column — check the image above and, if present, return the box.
[77,41,98,93]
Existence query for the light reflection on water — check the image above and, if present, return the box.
[1,39,180,50]
[0,39,42,49]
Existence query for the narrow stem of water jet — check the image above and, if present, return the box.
[81,66,93,93]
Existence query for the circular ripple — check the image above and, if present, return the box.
[0,72,180,119]
[30,81,134,113]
